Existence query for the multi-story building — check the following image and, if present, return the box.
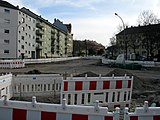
[0,1,36,59]
[0,1,73,59]
[116,24,160,60]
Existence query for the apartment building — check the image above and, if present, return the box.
[116,24,160,60]
[0,1,73,59]
[0,1,36,59]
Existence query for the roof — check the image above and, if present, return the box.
[53,19,69,33]
[21,7,70,34]
[116,23,160,36]
[0,0,18,10]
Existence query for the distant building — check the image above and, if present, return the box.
[116,24,160,60]
[0,1,73,59]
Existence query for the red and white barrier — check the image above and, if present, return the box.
[0,73,13,99]
[124,101,160,120]
[0,96,119,120]
[61,74,133,110]
[0,60,25,69]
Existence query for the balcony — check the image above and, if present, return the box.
[36,30,44,35]
[36,23,43,28]
[36,37,43,42]
[36,44,43,50]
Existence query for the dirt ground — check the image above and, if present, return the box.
[1,58,160,109]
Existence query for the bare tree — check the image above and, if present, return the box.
[137,10,160,26]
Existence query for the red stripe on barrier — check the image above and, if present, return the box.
[72,114,88,120]
[130,116,138,120]
[116,80,122,89]
[75,81,83,90]
[154,115,160,120]
[89,81,97,90]
[103,81,110,89]
[13,108,27,120]
[41,111,56,120]
[128,80,132,88]
[104,116,113,120]
[64,82,68,91]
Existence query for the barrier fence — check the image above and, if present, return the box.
[0,96,119,120]
[0,96,160,120]
[0,60,25,69]
[61,74,133,110]
[124,101,160,120]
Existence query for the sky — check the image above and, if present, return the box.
[5,0,160,46]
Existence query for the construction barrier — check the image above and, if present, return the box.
[0,96,119,120]
[0,60,25,69]
[61,74,133,110]
[124,101,160,120]
[0,73,13,99]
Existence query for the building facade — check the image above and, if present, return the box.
[0,1,73,59]
[116,24,160,60]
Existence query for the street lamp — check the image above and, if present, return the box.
[16,21,25,59]
[115,13,127,60]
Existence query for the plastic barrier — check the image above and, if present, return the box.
[0,60,25,69]
[61,74,133,110]
[0,96,119,120]
[124,101,160,120]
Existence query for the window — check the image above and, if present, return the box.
[21,45,24,49]
[28,26,31,30]
[4,40,9,44]
[25,50,27,53]
[19,11,21,14]
[21,36,24,40]
[4,9,10,13]
[22,27,25,31]
[22,17,25,23]
[33,27,35,31]
[29,43,31,46]
[29,34,31,38]
[33,19,35,23]
[4,29,9,33]
[28,51,30,54]
[4,50,9,54]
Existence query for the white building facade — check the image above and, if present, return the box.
[0,1,18,59]
[0,1,36,59]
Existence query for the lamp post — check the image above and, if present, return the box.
[16,21,24,59]
[115,13,127,60]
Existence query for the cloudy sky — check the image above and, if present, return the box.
[6,0,160,46]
